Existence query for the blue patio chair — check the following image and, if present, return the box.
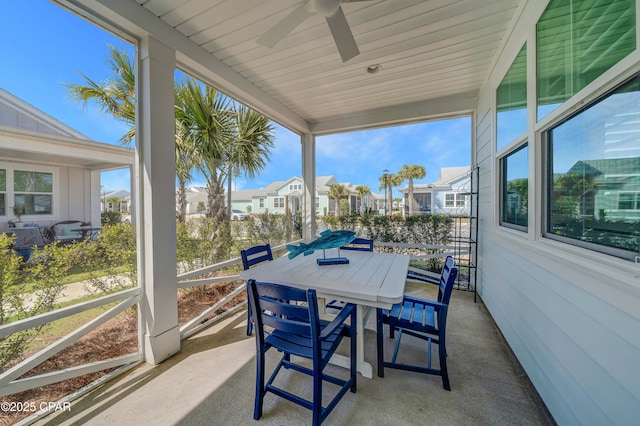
[241,244,273,336]
[247,279,357,426]
[376,256,458,390]
[326,237,374,311]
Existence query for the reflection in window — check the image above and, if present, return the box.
[501,144,528,229]
[537,0,636,120]
[14,171,53,215]
[546,75,640,259]
[497,44,527,150]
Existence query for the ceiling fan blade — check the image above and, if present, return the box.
[325,6,360,62]
[257,4,315,48]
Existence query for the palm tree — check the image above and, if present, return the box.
[65,45,136,146]
[175,77,232,223]
[174,116,199,223]
[398,164,426,215]
[355,185,371,216]
[328,184,348,216]
[379,173,401,216]
[224,104,275,219]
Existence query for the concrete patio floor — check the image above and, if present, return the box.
[37,283,555,425]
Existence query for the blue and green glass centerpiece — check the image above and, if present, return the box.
[286,229,355,265]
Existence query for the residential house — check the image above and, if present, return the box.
[399,166,472,215]
[0,88,134,232]
[564,158,640,222]
[102,189,131,214]
[186,175,384,217]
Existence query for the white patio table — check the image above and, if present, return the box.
[239,249,410,378]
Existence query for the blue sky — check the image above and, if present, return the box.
[1,1,470,196]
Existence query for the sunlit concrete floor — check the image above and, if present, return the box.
[36,283,555,426]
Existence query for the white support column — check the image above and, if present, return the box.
[90,170,102,227]
[129,164,136,224]
[301,133,316,241]
[136,36,179,364]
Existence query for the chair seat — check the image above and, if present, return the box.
[381,296,439,333]
[266,321,347,364]
[377,256,458,391]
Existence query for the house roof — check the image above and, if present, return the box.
[568,158,640,177]
[105,190,131,200]
[0,88,88,139]
[0,88,134,171]
[228,175,374,200]
[59,0,525,135]
[433,166,472,186]
[399,166,471,193]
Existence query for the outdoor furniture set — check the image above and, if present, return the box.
[5,220,101,261]
[240,238,458,425]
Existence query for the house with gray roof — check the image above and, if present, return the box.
[0,88,134,232]
[399,166,471,215]
[185,175,384,217]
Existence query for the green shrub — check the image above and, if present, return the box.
[0,235,74,370]
[320,213,453,270]
[101,211,122,225]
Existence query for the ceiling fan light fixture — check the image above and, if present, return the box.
[366,64,382,74]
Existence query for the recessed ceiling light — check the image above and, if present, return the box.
[366,64,382,74]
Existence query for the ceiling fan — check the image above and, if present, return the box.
[257,0,373,63]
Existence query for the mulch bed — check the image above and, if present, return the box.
[0,282,244,426]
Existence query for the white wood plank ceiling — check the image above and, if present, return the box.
[123,0,523,132]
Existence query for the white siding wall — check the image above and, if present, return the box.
[475,2,640,424]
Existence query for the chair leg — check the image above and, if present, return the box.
[350,315,357,393]
[312,362,322,426]
[246,303,253,336]
[439,333,450,391]
[254,346,266,419]
[376,309,385,378]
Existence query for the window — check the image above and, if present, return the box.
[274,197,284,208]
[497,44,527,150]
[445,193,455,207]
[500,144,528,229]
[14,170,53,215]
[315,197,319,209]
[0,169,5,216]
[537,0,636,120]
[445,193,466,208]
[545,75,640,259]
[259,198,264,208]
[619,193,640,210]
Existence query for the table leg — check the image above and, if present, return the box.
[326,304,373,378]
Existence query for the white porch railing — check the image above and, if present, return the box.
[0,287,142,402]
[0,238,464,424]
[176,241,297,340]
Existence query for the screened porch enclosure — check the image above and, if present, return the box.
[4,0,638,424]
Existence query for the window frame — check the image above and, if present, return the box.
[499,143,529,232]
[0,162,57,220]
[541,73,640,261]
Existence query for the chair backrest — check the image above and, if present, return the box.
[247,279,321,343]
[241,244,273,270]
[340,237,374,251]
[438,256,458,305]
